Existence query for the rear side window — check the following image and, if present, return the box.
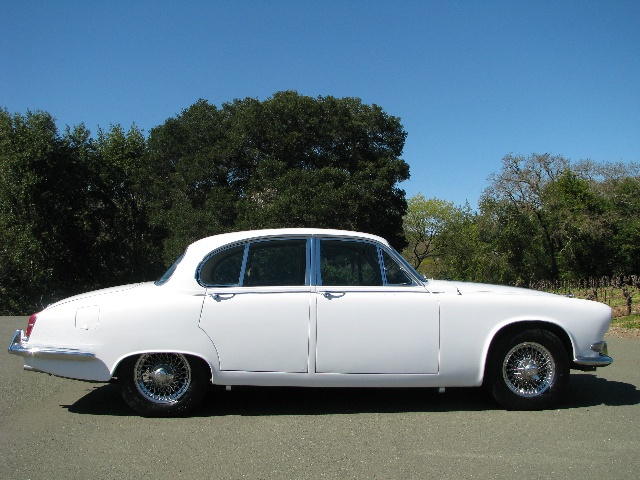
[199,239,308,287]
[199,245,245,286]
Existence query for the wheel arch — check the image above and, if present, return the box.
[112,351,215,382]
[482,320,573,383]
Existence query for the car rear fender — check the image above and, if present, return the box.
[111,341,221,383]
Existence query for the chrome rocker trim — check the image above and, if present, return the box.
[8,330,95,360]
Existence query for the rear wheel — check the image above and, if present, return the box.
[120,353,209,417]
[485,329,569,410]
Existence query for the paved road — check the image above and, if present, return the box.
[1,316,638,479]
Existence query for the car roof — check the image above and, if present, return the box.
[167,228,390,289]
[185,228,389,260]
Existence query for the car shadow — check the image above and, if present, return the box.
[559,373,640,409]
[62,373,640,417]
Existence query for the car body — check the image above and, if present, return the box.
[9,228,612,416]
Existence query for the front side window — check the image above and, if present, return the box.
[381,250,413,285]
[320,240,383,286]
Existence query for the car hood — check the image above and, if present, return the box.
[46,283,146,309]
[425,280,557,297]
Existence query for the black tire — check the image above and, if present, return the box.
[485,329,569,410]
[119,353,210,417]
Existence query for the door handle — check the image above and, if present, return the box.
[320,291,345,299]
[209,293,235,301]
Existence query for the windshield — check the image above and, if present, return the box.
[155,251,185,286]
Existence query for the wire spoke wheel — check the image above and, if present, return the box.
[486,329,569,410]
[134,353,192,404]
[121,352,209,416]
[502,342,555,397]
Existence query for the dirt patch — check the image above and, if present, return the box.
[606,326,640,339]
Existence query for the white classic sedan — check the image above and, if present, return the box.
[9,228,612,416]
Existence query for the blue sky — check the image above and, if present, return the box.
[2,1,639,208]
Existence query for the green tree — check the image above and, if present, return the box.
[543,170,612,279]
[143,99,246,263]
[476,154,640,283]
[0,109,100,312]
[0,110,160,313]
[602,174,640,274]
[145,91,410,262]
[93,124,164,282]
[402,194,458,272]
[478,153,572,283]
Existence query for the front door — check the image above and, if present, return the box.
[315,239,440,374]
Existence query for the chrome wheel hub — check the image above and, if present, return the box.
[520,359,539,380]
[148,365,175,386]
[503,342,555,397]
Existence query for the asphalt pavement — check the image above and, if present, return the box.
[1,316,638,479]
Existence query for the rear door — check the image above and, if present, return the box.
[198,238,311,373]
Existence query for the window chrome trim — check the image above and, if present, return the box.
[197,236,311,288]
[314,236,420,287]
[197,234,421,289]
[377,246,387,285]
[196,242,248,288]
[155,251,185,286]
[237,243,250,286]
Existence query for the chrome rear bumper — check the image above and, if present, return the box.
[8,329,95,360]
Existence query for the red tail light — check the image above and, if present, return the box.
[26,313,38,338]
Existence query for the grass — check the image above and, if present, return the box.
[611,314,640,329]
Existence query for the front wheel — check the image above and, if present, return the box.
[485,329,569,410]
[120,353,210,417]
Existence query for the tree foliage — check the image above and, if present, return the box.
[144,91,409,262]
[4,93,639,314]
[475,153,636,283]
[0,92,410,313]
[402,194,459,271]
[0,110,162,313]
[404,153,640,286]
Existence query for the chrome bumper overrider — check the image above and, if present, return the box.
[8,330,95,360]
[573,340,613,367]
